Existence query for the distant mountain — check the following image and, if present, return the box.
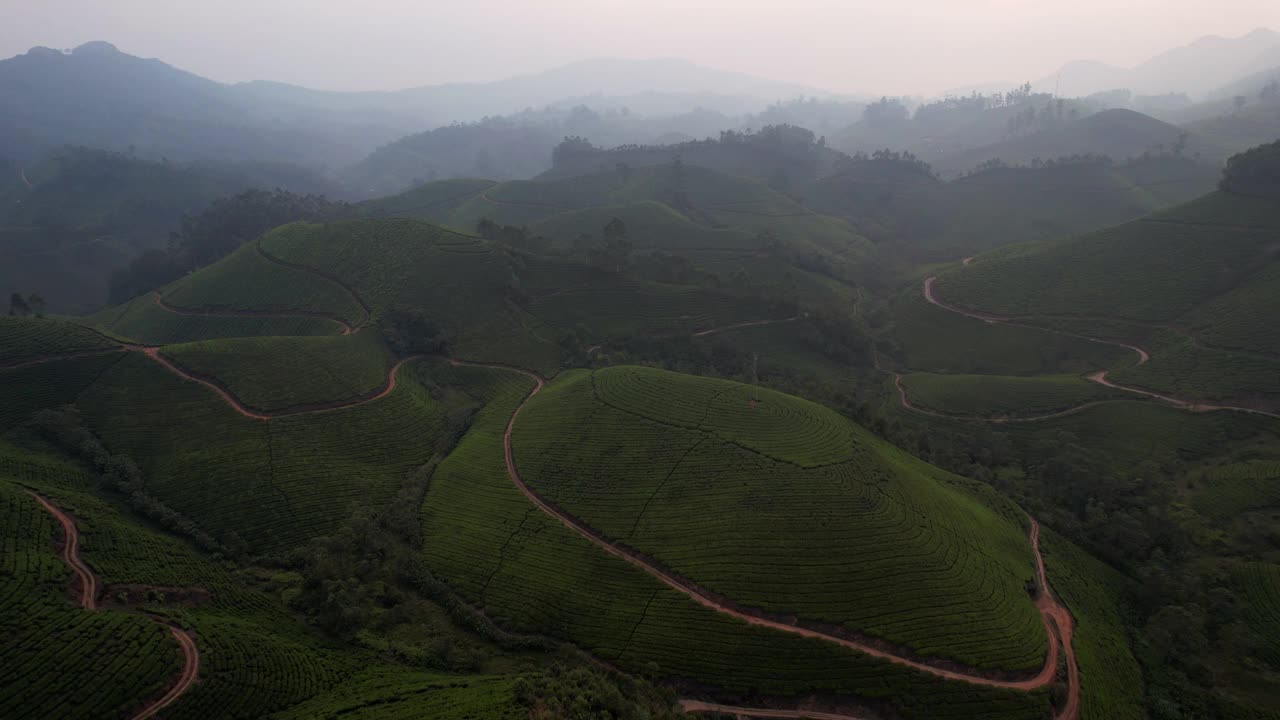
[1040,28,1280,99]
[0,43,824,174]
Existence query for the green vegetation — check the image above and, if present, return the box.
[1038,528,1144,720]
[899,372,1127,418]
[0,480,182,719]
[0,353,125,431]
[1190,462,1280,522]
[74,353,449,551]
[160,240,366,325]
[161,331,393,413]
[421,363,1050,718]
[512,367,1046,670]
[89,292,342,345]
[887,286,1127,376]
[0,316,116,366]
[1240,563,1280,666]
[934,191,1280,330]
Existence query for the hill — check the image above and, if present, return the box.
[929,148,1280,410]
[807,152,1218,261]
[0,148,338,315]
[1038,28,1280,98]
[511,366,1048,670]
[929,109,1210,177]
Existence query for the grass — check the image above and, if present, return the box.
[160,330,393,413]
[89,292,342,345]
[0,316,116,366]
[899,372,1129,418]
[420,363,1051,718]
[0,479,182,720]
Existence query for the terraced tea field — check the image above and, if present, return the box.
[0,481,182,720]
[933,192,1280,325]
[1240,563,1280,666]
[74,352,451,550]
[162,242,368,326]
[512,366,1047,672]
[898,372,1128,419]
[1191,462,1280,522]
[0,316,117,366]
[160,331,393,413]
[90,292,343,345]
[268,669,522,720]
[422,362,1061,719]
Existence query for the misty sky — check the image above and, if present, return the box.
[6,0,1280,95]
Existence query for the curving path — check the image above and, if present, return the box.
[151,291,354,335]
[28,492,98,609]
[451,360,1079,718]
[920,273,1280,420]
[691,315,802,338]
[20,167,33,188]
[26,491,200,719]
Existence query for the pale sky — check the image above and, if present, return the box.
[4,0,1280,95]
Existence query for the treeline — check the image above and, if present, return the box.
[108,188,352,303]
[1220,139,1280,198]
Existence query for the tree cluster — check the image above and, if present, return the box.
[32,406,223,553]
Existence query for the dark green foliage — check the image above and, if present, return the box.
[109,189,351,303]
[1221,139,1280,198]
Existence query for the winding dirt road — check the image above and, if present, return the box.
[692,315,802,338]
[20,167,33,188]
[452,359,1079,718]
[26,492,200,718]
[132,625,201,720]
[140,347,423,420]
[28,492,97,610]
[920,273,1280,420]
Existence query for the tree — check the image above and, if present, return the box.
[594,217,632,274]
[8,293,30,316]
[27,293,46,318]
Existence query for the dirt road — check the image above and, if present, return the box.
[922,273,1280,420]
[28,492,97,609]
[132,625,200,720]
[26,492,200,718]
[453,360,1077,715]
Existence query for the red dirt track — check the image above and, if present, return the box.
[26,492,200,718]
[28,492,97,609]
[921,274,1280,420]
[452,360,1079,718]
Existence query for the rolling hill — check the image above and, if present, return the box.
[928,144,1280,410]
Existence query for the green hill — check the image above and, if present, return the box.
[511,366,1047,671]
[808,153,1218,261]
[0,147,334,315]
[931,182,1280,407]
[930,109,1212,176]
